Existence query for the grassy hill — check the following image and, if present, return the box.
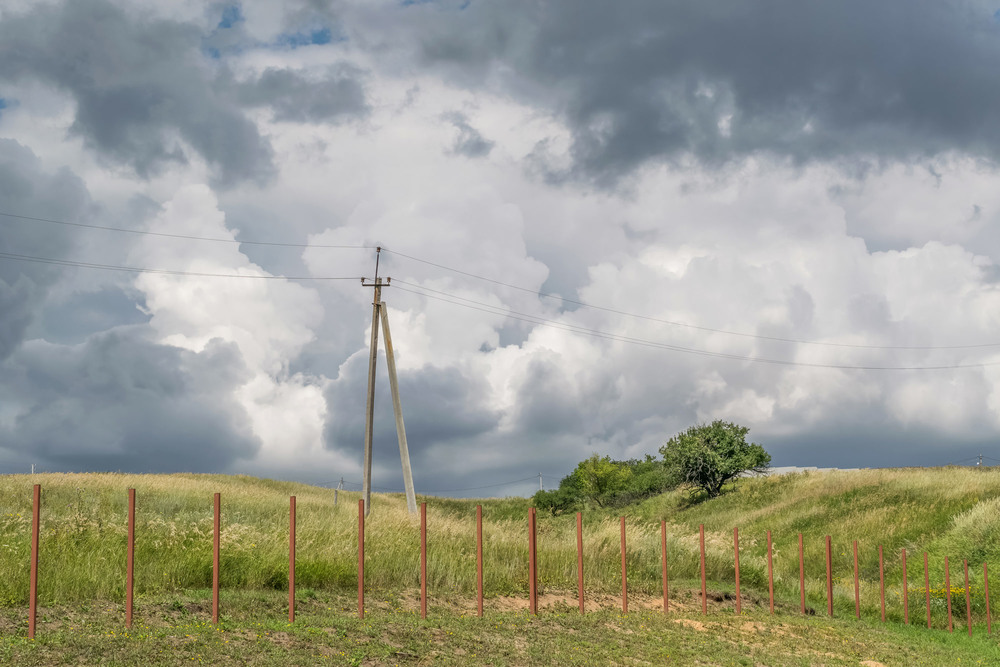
[2,468,1000,618]
[3,468,1000,665]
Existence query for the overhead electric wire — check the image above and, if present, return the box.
[381,247,1000,351]
[0,210,373,249]
[393,280,1000,371]
[6,207,1000,351]
[943,455,982,466]
[0,251,361,280]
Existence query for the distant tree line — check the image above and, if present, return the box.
[532,420,771,514]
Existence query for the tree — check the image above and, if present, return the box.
[532,454,674,514]
[660,421,770,499]
[532,471,584,515]
[574,454,632,507]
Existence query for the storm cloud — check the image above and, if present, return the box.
[381,0,1000,183]
[2,0,1000,492]
[0,140,90,359]
[0,0,275,185]
[0,329,260,472]
[234,66,370,124]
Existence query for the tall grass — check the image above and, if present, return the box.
[3,467,1000,630]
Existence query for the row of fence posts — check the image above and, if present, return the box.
[17,485,995,638]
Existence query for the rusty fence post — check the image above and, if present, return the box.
[946,556,953,632]
[985,562,992,636]
[421,502,428,619]
[358,498,365,619]
[28,483,40,640]
[925,552,931,629]
[965,560,972,637]
[620,517,628,614]
[799,533,805,614]
[212,493,220,625]
[902,548,908,625]
[289,496,296,623]
[699,524,707,615]
[826,536,833,617]
[734,527,741,615]
[528,507,537,615]
[477,505,484,618]
[661,521,669,613]
[767,530,774,614]
[879,545,885,623]
[126,488,136,629]
[853,540,860,619]
[577,512,585,614]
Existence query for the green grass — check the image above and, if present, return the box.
[2,589,1000,666]
[3,468,1000,662]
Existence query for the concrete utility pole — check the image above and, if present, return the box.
[361,273,382,517]
[539,472,543,492]
[380,302,418,514]
[360,247,417,516]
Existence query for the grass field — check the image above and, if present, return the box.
[2,468,1000,664]
[3,588,1000,666]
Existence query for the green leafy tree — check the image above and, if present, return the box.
[532,471,584,515]
[575,454,632,507]
[659,421,770,498]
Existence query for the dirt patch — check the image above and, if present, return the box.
[372,587,759,616]
[860,662,887,667]
[672,618,707,631]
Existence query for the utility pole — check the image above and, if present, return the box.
[361,267,382,517]
[539,472,543,492]
[380,301,418,515]
[360,247,417,516]
[979,454,984,467]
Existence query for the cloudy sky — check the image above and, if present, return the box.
[3,0,1000,497]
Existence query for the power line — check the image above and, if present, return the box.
[381,247,1000,351]
[393,281,1000,371]
[6,207,1000,351]
[943,455,983,466]
[0,251,361,280]
[0,210,373,249]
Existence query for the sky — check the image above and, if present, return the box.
[2,0,1000,498]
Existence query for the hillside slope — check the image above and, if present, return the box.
[2,467,998,627]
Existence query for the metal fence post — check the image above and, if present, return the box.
[28,484,40,639]
[358,499,365,619]
[700,524,707,615]
[126,489,135,629]
[477,505,484,618]
[662,521,669,613]
[212,493,220,625]
[289,496,296,623]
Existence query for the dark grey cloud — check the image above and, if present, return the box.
[0,329,261,473]
[0,140,90,359]
[234,66,369,123]
[388,0,1000,184]
[324,354,500,455]
[0,0,274,186]
[323,352,503,489]
[36,287,150,345]
[443,111,494,158]
[765,423,999,470]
